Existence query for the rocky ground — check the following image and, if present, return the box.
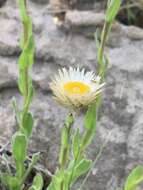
[1,0,143,189]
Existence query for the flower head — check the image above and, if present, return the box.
[50,67,104,109]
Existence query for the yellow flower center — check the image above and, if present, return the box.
[63,81,90,95]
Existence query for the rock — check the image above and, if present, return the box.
[66,10,105,27]
[1,1,143,190]
[0,57,17,89]
[30,0,49,4]
[0,17,20,56]
[0,0,6,7]
[63,10,103,26]
[124,25,143,40]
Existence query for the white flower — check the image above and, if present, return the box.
[50,67,104,109]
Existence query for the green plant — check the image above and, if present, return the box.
[47,1,121,190]
[0,0,43,190]
[1,1,136,190]
[123,165,143,190]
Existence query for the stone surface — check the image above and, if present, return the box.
[1,0,143,190]
[30,0,49,4]
[0,0,6,7]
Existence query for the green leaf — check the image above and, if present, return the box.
[81,129,94,150]
[12,132,27,163]
[65,113,74,128]
[18,22,35,69]
[73,129,80,159]
[46,170,64,190]
[18,71,34,101]
[18,71,25,95]
[0,173,20,190]
[124,165,143,190]
[22,112,34,137]
[95,29,100,50]
[59,114,74,167]
[84,104,97,130]
[81,104,97,149]
[12,132,27,178]
[26,34,35,67]
[106,0,121,23]
[46,177,59,190]
[46,182,57,190]
[18,51,28,70]
[31,152,40,165]
[61,126,69,147]
[25,16,33,36]
[20,152,40,187]
[71,159,92,183]
[17,0,27,22]
[99,54,109,80]
[12,97,21,127]
[59,126,69,166]
[26,77,34,108]
[28,173,43,190]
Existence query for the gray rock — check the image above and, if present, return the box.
[30,0,49,4]
[1,1,143,190]
[0,0,6,7]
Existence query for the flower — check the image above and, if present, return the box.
[50,67,104,109]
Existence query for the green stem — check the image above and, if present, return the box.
[23,69,29,106]
[97,22,111,80]
[20,158,38,186]
[68,147,82,190]
[21,0,31,128]
[59,113,74,169]
[59,113,74,190]
[24,0,27,8]
[60,125,72,169]
[23,0,29,108]
[59,141,70,190]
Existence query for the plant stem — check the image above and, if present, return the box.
[60,113,74,169]
[59,113,74,190]
[60,125,71,169]
[23,0,29,108]
[97,21,111,81]
[59,126,71,190]
[68,147,82,190]
[24,0,27,7]
[20,158,38,186]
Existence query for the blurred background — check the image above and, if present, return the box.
[1,0,143,189]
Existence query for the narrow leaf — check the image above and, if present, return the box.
[73,129,80,159]
[18,51,28,70]
[12,132,27,178]
[81,104,97,149]
[65,113,74,128]
[31,152,40,165]
[28,173,43,190]
[46,170,64,190]
[17,0,27,22]
[106,0,121,23]
[18,71,25,95]
[59,126,69,166]
[0,173,20,190]
[71,159,92,183]
[124,165,143,190]
[12,132,27,163]
[12,97,21,126]
[84,103,97,130]
[22,112,34,137]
